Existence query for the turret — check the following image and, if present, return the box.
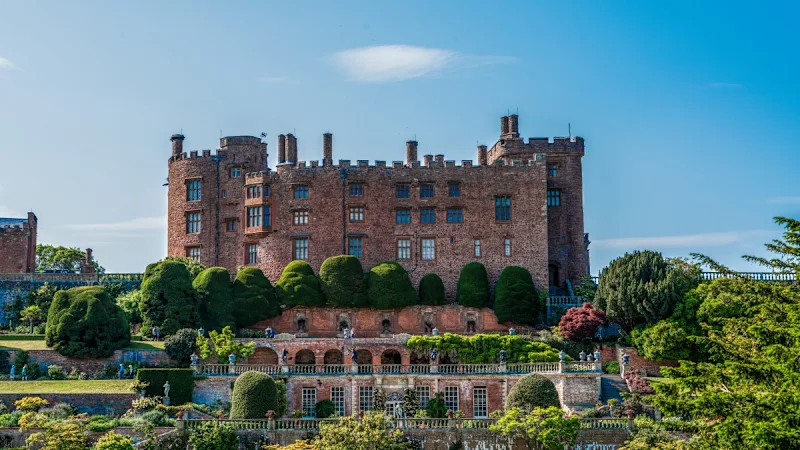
[406,141,418,166]
[170,134,185,157]
[323,133,333,167]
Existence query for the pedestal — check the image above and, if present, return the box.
[351,363,359,374]
[430,364,438,373]
[228,364,235,375]
[499,363,507,373]
[163,396,171,406]
[281,365,289,374]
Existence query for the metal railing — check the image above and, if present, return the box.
[0,272,144,283]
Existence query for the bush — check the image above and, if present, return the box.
[406,333,561,363]
[188,421,239,450]
[505,374,560,411]
[558,303,606,341]
[95,431,134,450]
[164,328,199,366]
[494,266,540,325]
[426,392,447,418]
[418,273,446,306]
[136,369,194,405]
[15,396,48,412]
[632,321,691,361]
[232,267,281,328]
[604,361,620,374]
[45,286,130,358]
[367,261,417,309]
[140,261,200,335]
[47,365,66,380]
[116,289,143,326]
[141,410,172,427]
[229,371,278,419]
[276,261,326,307]
[315,399,336,418]
[319,255,367,307]
[456,262,489,308]
[276,379,288,417]
[0,351,10,375]
[193,267,235,332]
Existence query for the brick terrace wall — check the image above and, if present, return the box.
[8,349,170,373]
[0,393,137,415]
[616,345,678,377]
[193,377,233,405]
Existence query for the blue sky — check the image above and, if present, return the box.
[1,1,798,274]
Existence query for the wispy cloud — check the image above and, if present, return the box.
[0,205,25,219]
[63,216,165,232]
[768,196,800,204]
[592,230,770,250]
[707,82,742,89]
[331,45,516,83]
[256,76,298,85]
[0,57,17,70]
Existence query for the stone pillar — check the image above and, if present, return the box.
[405,141,418,166]
[170,134,185,157]
[508,114,519,137]
[323,133,333,167]
[477,145,487,166]
[278,134,287,163]
[500,116,509,136]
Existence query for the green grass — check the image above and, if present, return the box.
[0,380,133,394]
[0,340,164,351]
[0,334,45,341]
[126,341,165,350]
[646,376,673,384]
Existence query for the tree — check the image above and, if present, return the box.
[456,262,489,308]
[367,261,417,309]
[426,392,447,418]
[402,388,419,418]
[20,412,89,450]
[506,374,560,411]
[572,275,597,302]
[140,260,200,335]
[494,266,540,325]
[188,421,239,450]
[315,400,337,418]
[276,260,326,307]
[164,328,198,366]
[631,321,691,361]
[314,411,411,450]
[116,289,143,326]
[45,286,130,358]
[229,371,278,419]
[558,302,606,341]
[319,256,367,307]
[232,267,281,327]
[197,326,255,364]
[192,267,235,332]
[20,305,43,334]
[490,407,580,450]
[418,273,445,306]
[94,431,135,450]
[164,256,206,279]
[36,244,104,273]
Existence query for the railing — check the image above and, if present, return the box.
[563,361,600,373]
[0,272,144,283]
[588,272,796,285]
[547,296,587,308]
[580,418,628,429]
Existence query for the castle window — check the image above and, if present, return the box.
[294,210,309,225]
[397,239,411,260]
[221,190,227,198]
[226,220,237,232]
[263,185,270,198]
[359,386,374,412]
[448,182,461,198]
[349,183,364,197]
[447,208,463,223]
[474,240,481,257]
[294,238,309,260]
[504,238,512,257]
[495,196,511,222]
[230,167,241,178]
[349,207,364,223]
[420,208,436,224]
[548,163,558,177]
[294,185,309,199]
[330,387,345,417]
[302,388,317,418]
[348,237,363,258]
[247,244,258,264]
[247,185,261,199]
[547,189,561,206]
[246,207,262,227]
[187,212,201,233]
[420,183,435,198]
[187,180,201,201]
[186,247,200,261]
[421,239,435,260]
[396,184,410,198]
[415,386,430,409]
[396,208,411,224]
[444,386,459,412]
[473,387,488,418]
[264,206,271,227]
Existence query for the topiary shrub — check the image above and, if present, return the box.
[193,267,235,332]
[164,329,198,366]
[315,399,337,418]
[426,392,447,418]
[136,369,194,405]
[45,286,130,358]
[505,374,560,411]
[558,303,607,341]
[276,261,326,307]
[95,431,134,450]
[140,261,200,335]
[456,262,489,308]
[418,274,445,306]
[232,267,281,328]
[367,262,417,309]
[319,255,367,307]
[229,371,278,419]
[494,266,540,325]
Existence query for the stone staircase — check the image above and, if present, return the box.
[600,374,629,403]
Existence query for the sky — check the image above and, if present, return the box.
[1,1,799,274]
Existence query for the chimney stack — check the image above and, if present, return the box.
[406,141,418,166]
[170,134,185,157]
[477,145,488,166]
[500,116,510,137]
[323,133,333,167]
[508,114,519,138]
[435,154,444,167]
[286,134,298,165]
[278,134,287,163]
[423,154,433,167]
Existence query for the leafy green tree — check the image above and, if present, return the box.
[192,267,235,332]
[45,286,130,358]
[140,260,200,335]
[418,273,445,306]
[94,431,135,450]
[367,262,417,309]
[188,421,239,450]
[505,374,560,411]
[21,413,89,450]
[20,305,43,334]
[116,289,143,326]
[314,411,410,450]
[164,328,198,366]
[276,260,326,307]
[426,392,448,418]
[631,321,691,361]
[456,262,489,308]
[319,256,367,307]
[197,326,255,364]
[572,275,597,301]
[232,267,281,327]
[494,266,540,325]
[229,371,278,419]
[36,244,104,273]
[490,407,580,450]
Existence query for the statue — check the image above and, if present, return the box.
[343,328,350,339]
[190,353,200,366]
[351,348,358,364]
[559,350,566,363]
[163,381,171,398]
[430,348,438,362]
[579,351,586,361]
[266,327,275,339]
[432,327,439,336]
[594,350,602,362]
[587,353,595,362]
[509,328,516,336]
[499,348,507,363]
[393,403,403,419]
[623,353,630,366]
[282,348,288,363]
[350,328,355,339]
[198,327,205,337]
[228,353,236,365]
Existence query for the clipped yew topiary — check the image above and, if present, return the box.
[319,255,367,307]
[45,286,130,358]
[230,371,278,419]
[505,373,560,411]
[193,267,235,332]
[140,260,201,335]
[315,400,337,418]
[494,266,541,325]
[419,273,446,306]
[367,262,417,309]
[232,267,281,328]
[275,260,326,307]
[456,262,490,308]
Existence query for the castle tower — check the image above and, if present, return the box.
[477,145,488,166]
[405,141,418,166]
[171,134,185,157]
[323,133,333,167]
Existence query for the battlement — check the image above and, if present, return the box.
[169,149,229,163]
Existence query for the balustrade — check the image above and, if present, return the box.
[194,362,588,376]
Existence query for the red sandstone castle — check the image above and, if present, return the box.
[167,114,589,296]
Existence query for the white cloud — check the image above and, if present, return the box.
[256,76,297,85]
[592,230,770,250]
[63,216,165,232]
[707,82,742,88]
[768,196,800,204]
[330,45,515,83]
[0,205,25,218]
[0,57,17,70]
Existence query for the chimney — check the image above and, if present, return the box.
[278,135,287,164]
[323,133,333,167]
[286,134,298,165]
[477,145,488,166]
[423,154,433,167]
[170,134,185,157]
[435,154,444,166]
[500,116,509,137]
[81,248,95,274]
[508,114,519,138]
[405,140,418,166]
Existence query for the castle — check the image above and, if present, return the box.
[167,114,589,297]
[0,212,37,273]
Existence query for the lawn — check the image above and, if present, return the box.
[0,340,164,351]
[0,380,133,394]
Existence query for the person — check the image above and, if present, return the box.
[128,365,135,379]
[10,365,15,381]
[350,328,355,339]
[118,364,125,380]
[21,364,27,381]
[152,326,160,342]
[267,327,275,339]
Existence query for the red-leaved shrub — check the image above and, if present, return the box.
[558,302,607,341]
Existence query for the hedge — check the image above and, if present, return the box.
[456,262,490,308]
[494,266,540,325]
[140,261,200,335]
[276,261,326,307]
[230,371,278,419]
[418,274,445,306]
[505,373,560,411]
[0,335,46,341]
[367,262,417,309]
[136,368,194,406]
[232,267,281,328]
[319,256,367,307]
[193,267,235,332]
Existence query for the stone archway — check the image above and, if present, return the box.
[295,349,315,365]
[354,349,373,373]
[410,351,429,365]
[381,349,402,365]
[249,347,278,365]
[324,349,345,373]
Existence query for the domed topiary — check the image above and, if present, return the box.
[229,371,278,419]
[315,399,337,418]
[367,262,417,309]
[505,374,560,411]
[232,267,281,328]
[319,256,367,307]
[140,261,200,335]
[193,267,235,332]
[494,266,541,325]
[419,273,446,306]
[276,260,326,307]
[456,262,490,308]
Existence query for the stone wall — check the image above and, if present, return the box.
[617,345,678,377]
[193,377,233,405]
[8,349,171,373]
[0,393,137,415]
